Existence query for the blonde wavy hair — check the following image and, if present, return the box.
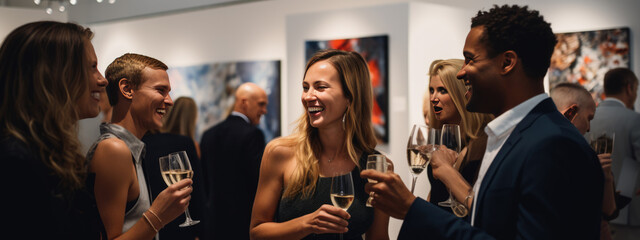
[427,59,494,145]
[162,96,198,140]
[0,21,94,191]
[282,49,377,198]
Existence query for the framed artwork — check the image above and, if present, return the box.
[305,35,389,143]
[549,27,630,103]
[167,60,281,142]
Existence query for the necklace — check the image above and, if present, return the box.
[328,140,345,163]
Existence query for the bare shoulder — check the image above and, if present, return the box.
[264,137,296,163]
[90,138,134,174]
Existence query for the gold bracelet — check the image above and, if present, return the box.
[147,208,163,226]
[142,212,159,233]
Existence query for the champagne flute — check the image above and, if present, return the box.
[437,124,461,207]
[330,172,355,240]
[365,154,388,207]
[406,124,437,193]
[159,151,200,227]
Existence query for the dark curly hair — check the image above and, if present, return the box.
[471,5,557,79]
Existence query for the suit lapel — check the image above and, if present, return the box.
[475,98,556,223]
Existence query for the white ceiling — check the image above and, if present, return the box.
[0,0,258,24]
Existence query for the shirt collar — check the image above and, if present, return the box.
[486,93,549,138]
[231,111,250,124]
[99,123,146,164]
[602,97,626,107]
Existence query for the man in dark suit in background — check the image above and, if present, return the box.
[362,5,604,239]
[589,68,640,240]
[200,82,268,239]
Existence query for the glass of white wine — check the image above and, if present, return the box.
[407,124,436,193]
[159,151,200,227]
[330,171,355,240]
[365,154,387,207]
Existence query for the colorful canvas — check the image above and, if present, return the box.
[305,35,389,143]
[549,28,630,103]
[167,60,281,142]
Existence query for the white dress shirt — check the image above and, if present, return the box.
[470,93,549,226]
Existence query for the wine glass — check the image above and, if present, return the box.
[330,172,355,240]
[450,200,469,217]
[437,124,462,207]
[406,124,439,193]
[158,151,200,227]
[586,131,615,154]
[365,154,388,207]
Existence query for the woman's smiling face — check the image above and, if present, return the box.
[429,75,461,124]
[301,60,349,129]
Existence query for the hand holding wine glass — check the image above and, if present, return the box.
[331,172,355,240]
[159,151,200,227]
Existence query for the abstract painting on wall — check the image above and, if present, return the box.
[167,60,281,142]
[548,27,630,103]
[305,35,389,143]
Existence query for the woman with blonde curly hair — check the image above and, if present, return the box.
[0,21,108,238]
[250,49,389,240]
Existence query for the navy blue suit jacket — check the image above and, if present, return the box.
[399,98,603,240]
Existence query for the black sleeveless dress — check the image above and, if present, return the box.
[276,152,374,240]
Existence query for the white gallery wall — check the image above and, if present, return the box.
[1,0,639,239]
[0,7,66,42]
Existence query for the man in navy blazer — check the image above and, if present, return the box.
[200,82,268,239]
[362,5,604,239]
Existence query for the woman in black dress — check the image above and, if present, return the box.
[0,21,108,239]
[250,49,389,240]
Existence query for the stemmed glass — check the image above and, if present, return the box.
[158,151,200,227]
[406,124,439,193]
[437,124,462,207]
[365,154,388,207]
[586,131,615,154]
[331,172,355,240]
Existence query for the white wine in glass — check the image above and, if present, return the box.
[158,151,200,227]
[407,124,437,193]
[330,172,355,240]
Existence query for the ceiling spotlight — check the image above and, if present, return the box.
[70,0,77,5]
[46,7,53,14]
[97,0,103,3]
[34,0,41,5]
[59,5,65,12]
[109,0,116,4]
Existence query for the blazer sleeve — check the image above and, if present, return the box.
[399,198,494,240]
[244,128,266,201]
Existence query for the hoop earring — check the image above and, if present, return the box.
[342,106,349,130]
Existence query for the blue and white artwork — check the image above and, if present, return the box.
[167,60,281,142]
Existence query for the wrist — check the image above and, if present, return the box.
[437,166,458,185]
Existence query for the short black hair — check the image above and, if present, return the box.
[604,68,638,95]
[471,5,557,79]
